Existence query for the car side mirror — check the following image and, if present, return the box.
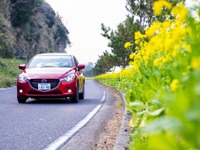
[19,64,26,70]
[78,64,85,70]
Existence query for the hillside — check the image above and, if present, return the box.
[0,0,70,60]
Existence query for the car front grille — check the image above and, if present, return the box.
[28,91,62,94]
[29,79,60,90]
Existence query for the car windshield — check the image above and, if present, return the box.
[27,55,73,68]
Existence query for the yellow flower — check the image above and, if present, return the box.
[153,1,162,16]
[182,43,191,52]
[170,79,180,91]
[135,46,139,50]
[191,57,200,70]
[129,53,136,59]
[135,31,143,40]
[124,42,132,49]
[145,26,156,37]
[153,0,172,16]
[172,45,179,57]
[145,21,162,37]
[172,3,188,22]
[162,19,171,29]
[135,38,140,44]
[153,58,160,67]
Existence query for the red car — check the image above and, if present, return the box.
[17,53,85,103]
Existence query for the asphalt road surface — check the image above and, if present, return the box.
[0,80,111,150]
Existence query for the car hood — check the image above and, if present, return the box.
[23,68,74,79]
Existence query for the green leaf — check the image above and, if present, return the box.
[142,117,182,134]
[150,99,163,107]
[129,101,146,111]
[149,108,165,117]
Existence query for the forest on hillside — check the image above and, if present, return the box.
[0,0,70,61]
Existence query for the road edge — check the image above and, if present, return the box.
[44,90,107,150]
[113,91,131,150]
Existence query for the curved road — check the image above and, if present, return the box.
[0,80,107,150]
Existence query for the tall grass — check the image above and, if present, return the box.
[0,58,26,88]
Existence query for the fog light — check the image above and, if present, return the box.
[19,89,23,93]
[68,89,72,92]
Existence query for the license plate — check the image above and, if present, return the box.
[38,83,51,90]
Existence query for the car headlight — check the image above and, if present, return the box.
[60,73,75,82]
[18,74,28,82]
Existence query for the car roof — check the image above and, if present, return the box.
[35,53,72,56]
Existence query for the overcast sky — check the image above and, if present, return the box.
[44,0,199,65]
[45,0,127,64]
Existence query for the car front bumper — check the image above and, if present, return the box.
[17,80,77,98]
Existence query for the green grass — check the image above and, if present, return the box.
[0,58,26,88]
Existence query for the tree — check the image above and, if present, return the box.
[125,0,154,29]
[38,2,56,28]
[10,0,42,27]
[0,0,15,58]
[54,16,71,52]
[125,0,186,28]
[101,17,140,68]
[93,50,116,75]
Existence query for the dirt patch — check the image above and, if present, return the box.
[93,87,126,150]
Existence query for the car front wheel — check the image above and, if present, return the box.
[71,84,79,103]
[17,96,27,103]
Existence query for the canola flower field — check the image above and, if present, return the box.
[95,1,200,149]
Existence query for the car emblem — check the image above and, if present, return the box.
[41,79,47,83]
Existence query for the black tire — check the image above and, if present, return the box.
[17,96,27,103]
[79,85,85,100]
[71,84,79,103]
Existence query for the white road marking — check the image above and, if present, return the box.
[44,91,106,150]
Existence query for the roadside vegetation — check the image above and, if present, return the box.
[95,1,200,149]
[0,58,25,88]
